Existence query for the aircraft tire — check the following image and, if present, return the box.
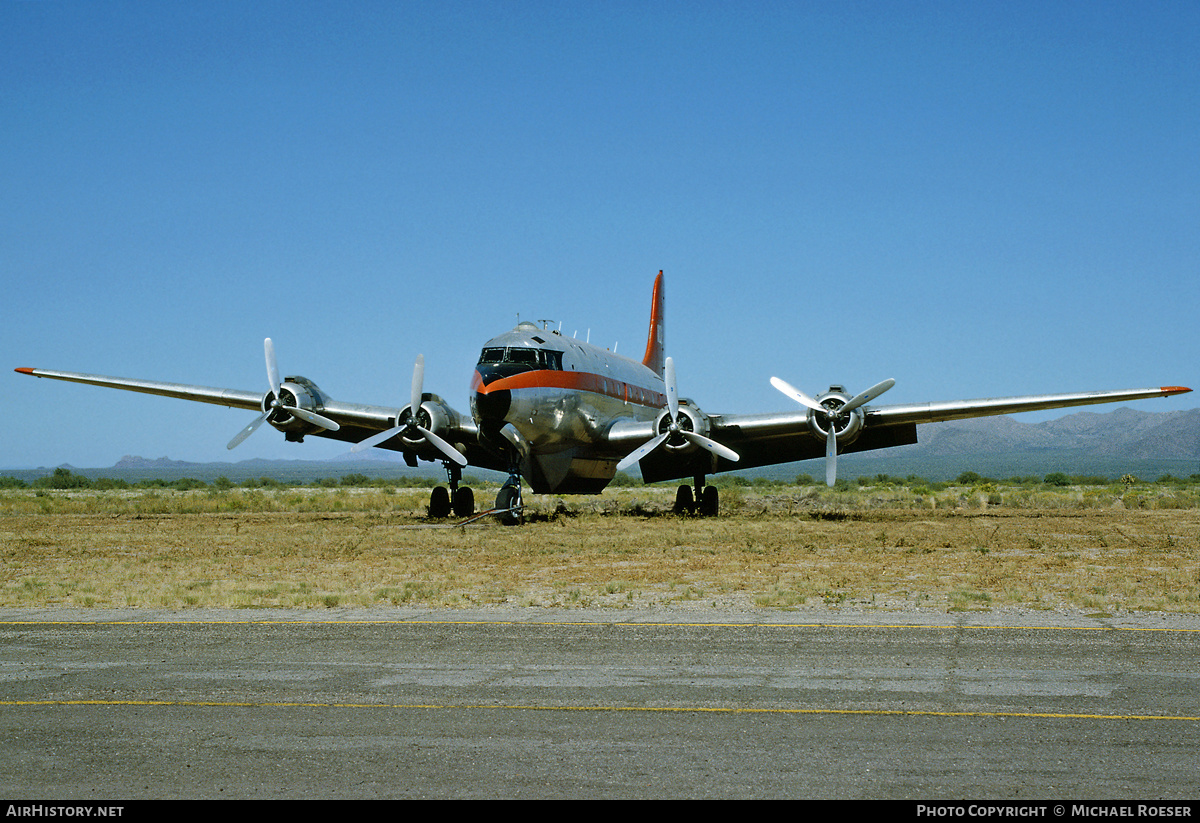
[699,486,719,517]
[495,485,523,526]
[452,486,475,518]
[429,486,452,519]
[673,485,694,515]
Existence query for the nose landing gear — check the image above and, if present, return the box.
[494,476,524,526]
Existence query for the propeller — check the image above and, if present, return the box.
[616,357,740,472]
[770,376,895,487]
[227,338,340,450]
[351,354,467,466]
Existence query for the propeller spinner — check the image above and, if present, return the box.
[616,357,739,472]
[351,354,467,466]
[770,376,895,487]
[227,338,340,449]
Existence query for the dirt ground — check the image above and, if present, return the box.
[3,497,1198,613]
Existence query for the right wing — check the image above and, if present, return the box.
[14,361,500,470]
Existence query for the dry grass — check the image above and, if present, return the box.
[2,485,1199,613]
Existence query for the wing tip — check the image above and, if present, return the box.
[14,367,36,376]
[1162,386,1192,396]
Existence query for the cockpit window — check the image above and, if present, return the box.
[472,345,561,371]
[506,348,539,366]
[476,346,563,371]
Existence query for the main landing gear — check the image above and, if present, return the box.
[428,462,475,519]
[428,435,522,525]
[673,473,720,517]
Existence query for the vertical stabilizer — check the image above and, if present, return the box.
[641,271,666,377]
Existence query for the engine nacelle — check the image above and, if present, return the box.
[395,397,454,455]
[653,401,713,457]
[806,386,865,446]
[263,377,329,441]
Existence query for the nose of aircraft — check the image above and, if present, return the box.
[471,369,511,424]
[473,386,511,423]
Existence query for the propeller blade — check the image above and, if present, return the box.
[681,431,740,463]
[354,354,463,465]
[616,432,669,473]
[411,354,425,422]
[264,338,281,398]
[350,425,404,453]
[417,425,468,467]
[826,423,838,487]
[770,376,825,413]
[230,338,341,448]
[284,406,340,432]
[615,355,737,472]
[228,337,285,450]
[772,374,894,485]
[228,411,270,450]
[665,356,679,419]
[841,378,895,414]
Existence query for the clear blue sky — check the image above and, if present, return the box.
[4,1,1197,468]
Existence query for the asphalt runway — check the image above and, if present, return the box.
[1,608,1198,799]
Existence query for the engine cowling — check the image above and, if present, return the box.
[771,375,895,487]
[263,378,329,440]
[394,398,454,456]
[653,402,713,457]
[805,387,865,447]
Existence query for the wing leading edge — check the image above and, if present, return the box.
[13,365,492,468]
[15,367,265,410]
[632,384,1191,484]
[865,386,1192,426]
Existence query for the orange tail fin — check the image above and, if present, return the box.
[641,271,665,377]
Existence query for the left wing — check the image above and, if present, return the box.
[615,383,1191,486]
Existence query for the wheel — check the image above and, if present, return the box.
[699,485,719,517]
[428,486,452,518]
[452,486,475,518]
[673,484,694,515]
[495,484,523,526]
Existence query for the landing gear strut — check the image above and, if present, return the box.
[673,473,719,517]
[427,462,475,519]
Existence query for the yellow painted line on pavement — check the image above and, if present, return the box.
[1,618,1198,633]
[3,699,1198,722]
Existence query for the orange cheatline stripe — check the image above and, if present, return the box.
[473,368,666,406]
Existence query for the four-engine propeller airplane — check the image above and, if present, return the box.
[15,271,1191,523]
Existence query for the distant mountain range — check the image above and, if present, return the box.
[828,406,1200,481]
[914,406,1200,460]
[7,406,1199,483]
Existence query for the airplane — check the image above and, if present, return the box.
[15,271,1192,524]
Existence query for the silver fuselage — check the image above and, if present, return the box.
[471,322,664,492]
